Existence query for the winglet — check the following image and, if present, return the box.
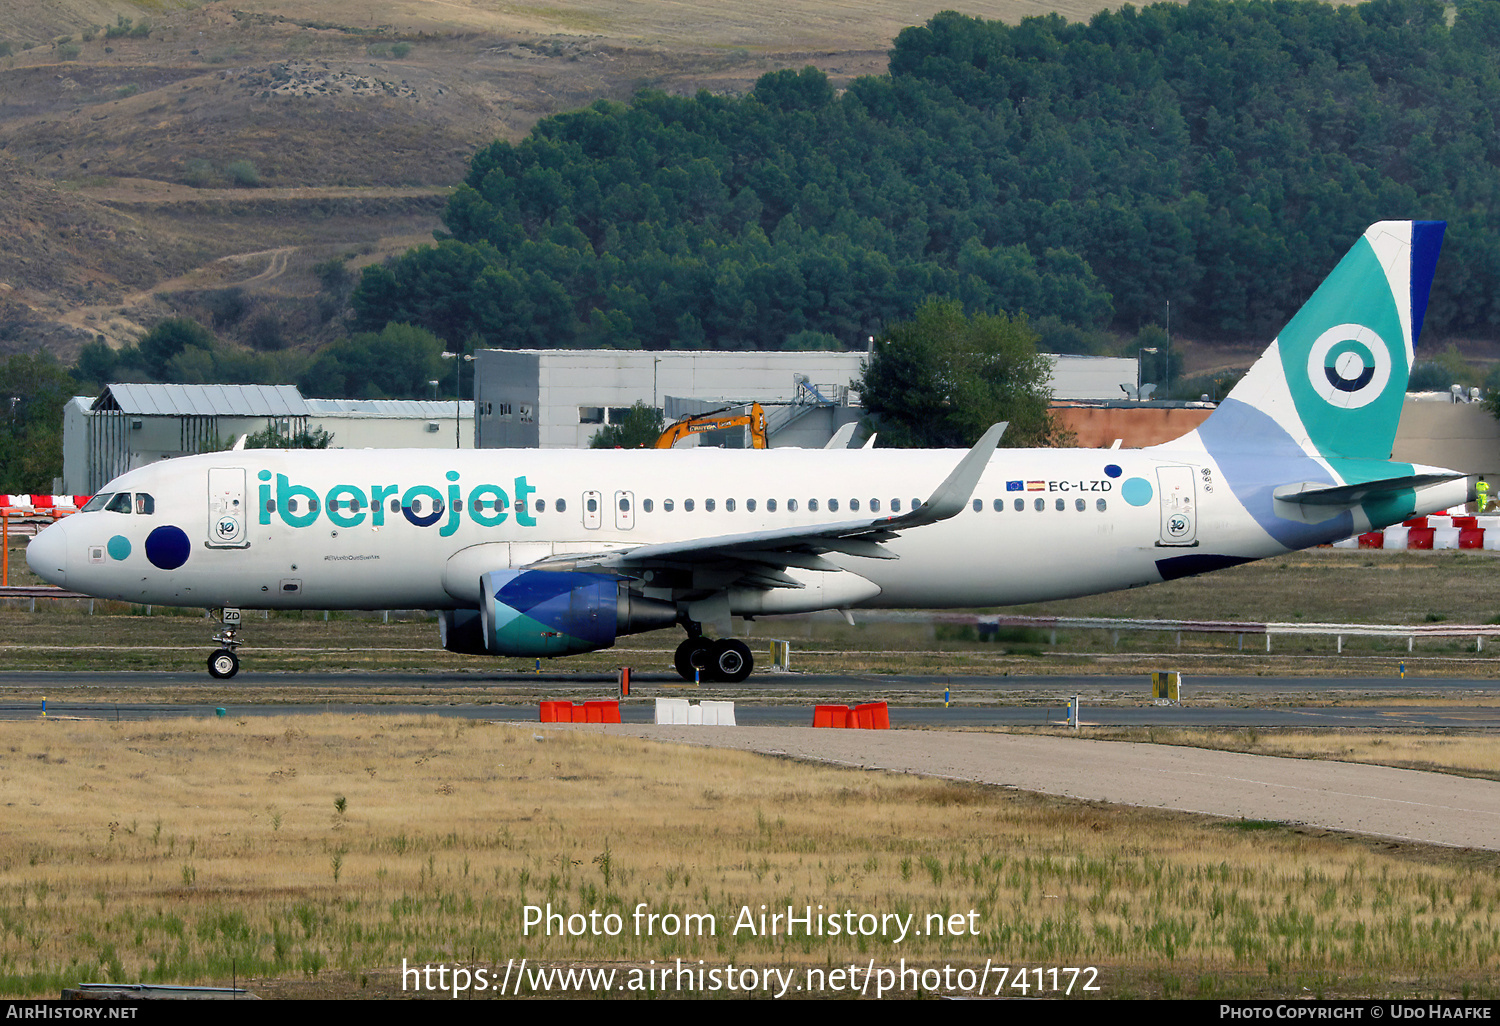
[885,422,1006,529]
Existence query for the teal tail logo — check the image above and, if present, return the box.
[1219,220,1445,462]
[1190,221,1457,554]
[1273,220,1444,460]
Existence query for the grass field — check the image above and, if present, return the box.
[2,715,1499,999]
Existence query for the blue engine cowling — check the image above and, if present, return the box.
[471,570,678,657]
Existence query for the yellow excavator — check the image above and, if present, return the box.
[654,402,768,449]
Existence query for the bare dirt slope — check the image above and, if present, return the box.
[0,0,1113,358]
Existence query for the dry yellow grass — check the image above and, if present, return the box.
[2,715,1499,998]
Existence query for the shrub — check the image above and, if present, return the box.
[225,160,260,187]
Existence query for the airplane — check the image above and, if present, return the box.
[27,220,1469,682]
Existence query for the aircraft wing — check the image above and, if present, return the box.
[530,423,1006,586]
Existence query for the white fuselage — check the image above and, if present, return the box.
[30,440,1444,617]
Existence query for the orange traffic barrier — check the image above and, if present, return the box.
[540,700,621,723]
[856,702,891,729]
[813,702,888,729]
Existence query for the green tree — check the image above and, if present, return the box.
[589,402,664,449]
[245,426,333,449]
[135,318,216,379]
[0,354,76,492]
[857,299,1059,448]
[299,323,445,399]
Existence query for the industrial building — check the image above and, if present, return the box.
[473,349,1139,449]
[62,384,473,494]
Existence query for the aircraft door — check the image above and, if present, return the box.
[614,490,635,530]
[206,467,250,548]
[1156,466,1198,546]
[582,490,602,530]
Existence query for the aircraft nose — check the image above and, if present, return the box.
[26,520,68,587]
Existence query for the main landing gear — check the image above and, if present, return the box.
[674,627,754,684]
[207,607,243,679]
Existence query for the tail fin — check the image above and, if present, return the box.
[1208,220,1445,461]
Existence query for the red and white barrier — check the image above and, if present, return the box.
[1336,514,1500,551]
[0,495,89,511]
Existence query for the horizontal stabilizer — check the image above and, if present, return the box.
[1273,473,1467,507]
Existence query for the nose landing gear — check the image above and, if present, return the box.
[207,607,243,679]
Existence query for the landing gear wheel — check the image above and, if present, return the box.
[207,648,240,679]
[674,637,714,681]
[709,639,754,684]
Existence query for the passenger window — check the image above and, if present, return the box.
[993,499,1003,512]
[1034,498,1045,511]
[664,499,675,512]
[828,498,838,512]
[105,493,132,514]
[746,498,755,512]
[1014,498,1024,511]
[557,498,567,513]
[309,499,319,513]
[1055,498,1065,511]
[767,498,777,512]
[1075,498,1085,511]
[850,498,860,512]
[788,499,798,512]
[705,498,716,512]
[870,498,880,512]
[618,497,629,512]
[287,498,299,514]
[809,498,819,512]
[890,499,901,513]
[1097,498,1108,511]
[390,498,401,512]
[726,498,736,512]
[266,499,277,513]
[685,499,695,512]
[643,499,653,513]
[972,499,982,513]
[587,497,598,513]
[537,499,547,513]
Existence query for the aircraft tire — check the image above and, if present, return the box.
[207,649,240,679]
[709,639,753,683]
[674,637,713,681]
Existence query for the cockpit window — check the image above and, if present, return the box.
[83,493,112,513]
[105,493,132,514]
[135,493,154,515]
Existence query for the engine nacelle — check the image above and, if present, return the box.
[439,609,488,655]
[478,570,677,657]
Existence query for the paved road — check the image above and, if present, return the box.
[610,725,1500,851]
[1,670,1497,726]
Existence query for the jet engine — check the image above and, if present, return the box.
[459,569,677,657]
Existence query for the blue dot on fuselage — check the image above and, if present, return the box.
[1122,477,1154,506]
[1104,464,1122,478]
[107,535,130,561]
[145,525,191,570]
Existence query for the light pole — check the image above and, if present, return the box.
[440,352,474,449]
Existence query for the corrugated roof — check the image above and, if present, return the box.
[93,384,308,417]
[304,398,474,419]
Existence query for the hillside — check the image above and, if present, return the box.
[0,0,1075,360]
